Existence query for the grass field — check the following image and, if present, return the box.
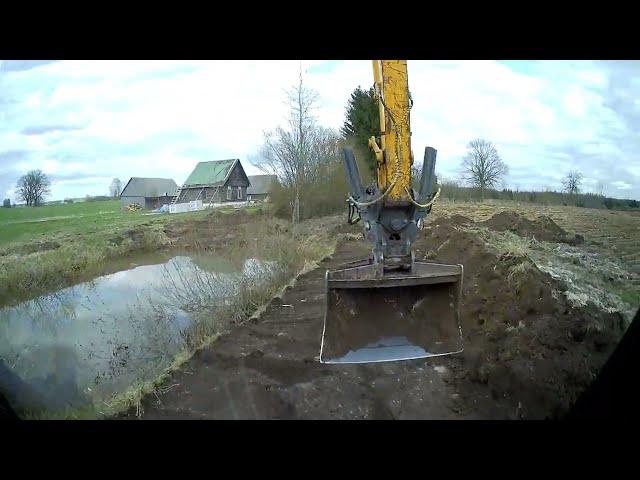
[0,200,150,247]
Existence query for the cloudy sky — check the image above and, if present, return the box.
[0,60,638,202]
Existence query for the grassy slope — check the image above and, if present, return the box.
[1,200,135,246]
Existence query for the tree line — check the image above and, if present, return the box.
[2,173,124,208]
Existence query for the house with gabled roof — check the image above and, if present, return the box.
[174,159,250,204]
[120,177,178,210]
[247,175,277,202]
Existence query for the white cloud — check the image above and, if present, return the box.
[612,181,633,190]
[0,60,639,201]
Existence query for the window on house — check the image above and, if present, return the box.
[237,186,242,200]
[227,186,232,201]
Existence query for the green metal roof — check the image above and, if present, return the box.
[183,159,237,187]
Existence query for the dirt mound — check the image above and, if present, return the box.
[414,218,624,418]
[481,211,569,242]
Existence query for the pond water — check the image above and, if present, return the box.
[0,253,277,414]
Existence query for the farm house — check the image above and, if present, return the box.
[119,177,178,210]
[246,175,277,202]
[175,159,250,204]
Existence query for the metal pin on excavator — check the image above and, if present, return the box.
[320,60,464,364]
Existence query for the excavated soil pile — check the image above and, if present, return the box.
[481,210,584,245]
[123,212,624,420]
[414,213,624,418]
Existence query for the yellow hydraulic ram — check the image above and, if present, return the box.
[369,60,414,203]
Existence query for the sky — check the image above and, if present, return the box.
[0,60,639,202]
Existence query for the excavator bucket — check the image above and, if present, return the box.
[320,260,464,364]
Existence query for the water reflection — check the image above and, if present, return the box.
[0,254,277,414]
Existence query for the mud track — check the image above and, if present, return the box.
[124,212,625,420]
[126,238,490,419]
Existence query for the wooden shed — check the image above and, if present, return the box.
[246,175,277,202]
[120,177,178,210]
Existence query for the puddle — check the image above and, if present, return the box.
[0,253,277,414]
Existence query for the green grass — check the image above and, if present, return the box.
[0,200,142,246]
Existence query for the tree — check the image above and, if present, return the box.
[109,178,123,198]
[461,139,508,200]
[341,86,379,176]
[562,170,583,195]
[2,198,10,208]
[254,69,340,223]
[16,169,51,206]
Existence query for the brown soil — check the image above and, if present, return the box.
[414,216,624,418]
[122,212,625,420]
[481,211,566,241]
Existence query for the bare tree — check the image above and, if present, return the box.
[109,178,123,198]
[16,169,51,206]
[461,139,509,200]
[253,68,337,223]
[562,170,583,195]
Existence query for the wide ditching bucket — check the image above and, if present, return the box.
[320,260,464,364]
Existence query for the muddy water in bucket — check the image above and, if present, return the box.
[320,261,464,364]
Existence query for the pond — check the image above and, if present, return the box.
[0,252,278,414]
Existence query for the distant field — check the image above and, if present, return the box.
[432,199,640,275]
[0,200,155,247]
[0,200,269,250]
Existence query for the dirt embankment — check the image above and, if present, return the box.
[160,209,267,251]
[122,211,626,420]
[481,211,584,245]
[414,212,625,418]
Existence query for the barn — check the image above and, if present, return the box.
[247,175,277,202]
[176,159,250,204]
[120,177,178,210]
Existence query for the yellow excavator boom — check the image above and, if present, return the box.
[319,59,465,364]
[369,60,414,202]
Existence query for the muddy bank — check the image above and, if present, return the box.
[122,211,627,420]
[2,209,342,418]
[415,213,626,418]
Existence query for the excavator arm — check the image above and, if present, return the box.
[319,60,464,364]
